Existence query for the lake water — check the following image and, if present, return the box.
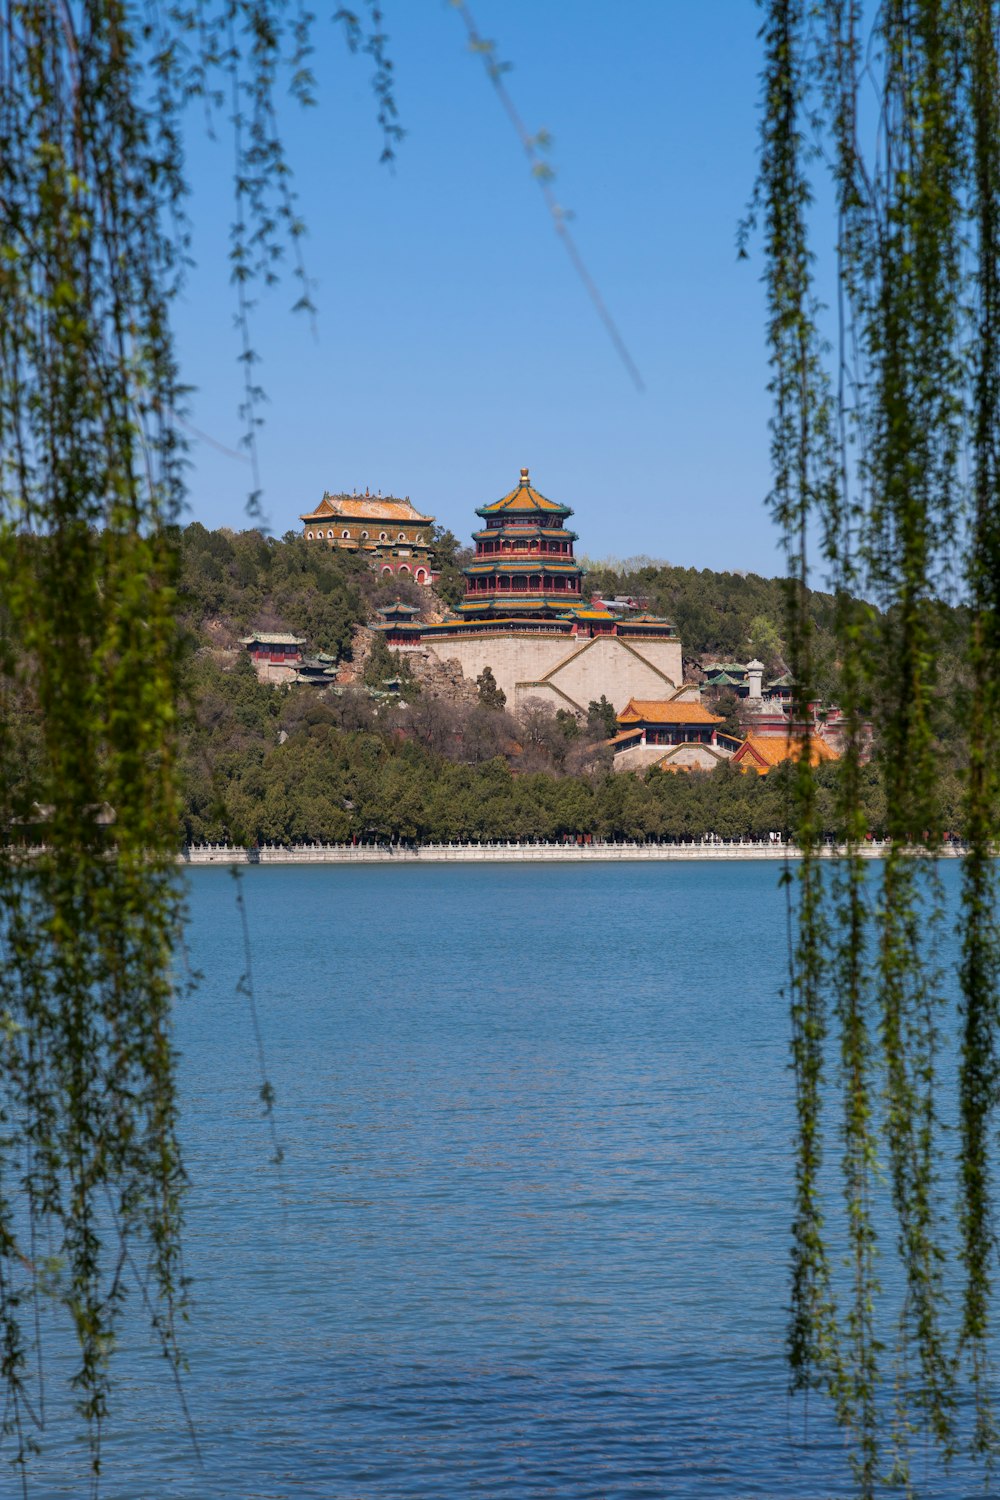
[25,862,989,1497]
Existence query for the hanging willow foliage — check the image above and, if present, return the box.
[757,1,1000,1492]
[0,0,393,1489]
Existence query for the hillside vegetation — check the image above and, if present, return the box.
[181,655,917,845]
[174,527,970,846]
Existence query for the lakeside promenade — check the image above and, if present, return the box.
[181,838,963,866]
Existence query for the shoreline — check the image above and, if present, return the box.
[180,840,964,866]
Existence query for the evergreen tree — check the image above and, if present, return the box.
[476,665,507,709]
[587,696,618,739]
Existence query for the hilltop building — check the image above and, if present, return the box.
[378,468,689,716]
[300,489,435,584]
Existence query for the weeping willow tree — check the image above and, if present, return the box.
[0,1,394,1490]
[756,2,1000,1492]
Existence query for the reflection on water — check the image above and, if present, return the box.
[26,862,982,1497]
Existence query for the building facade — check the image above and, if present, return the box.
[300,490,435,584]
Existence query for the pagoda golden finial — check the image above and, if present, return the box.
[520,466,529,484]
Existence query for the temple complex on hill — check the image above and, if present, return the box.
[378,468,690,716]
[300,489,435,584]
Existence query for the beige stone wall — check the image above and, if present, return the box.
[610,743,668,773]
[410,631,684,714]
[412,633,572,705]
[518,635,683,714]
[252,660,299,686]
[617,637,684,687]
[611,739,735,775]
[659,742,731,770]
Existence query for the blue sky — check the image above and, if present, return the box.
[173,2,778,575]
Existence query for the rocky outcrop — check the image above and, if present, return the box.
[405,650,478,706]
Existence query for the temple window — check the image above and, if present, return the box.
[398,533,405,542]
[306,531,314,539]
[361,530,369,539]
[342,530,350,539]
[379,531,387,541]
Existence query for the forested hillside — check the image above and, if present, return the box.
[178,525,852,666]
[166,526,976,845]
[180,654,918,845]
[1,528,970,844]
[178,525,971,730]
[585,555,970,690]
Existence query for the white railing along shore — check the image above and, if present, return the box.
[179,838,966,866]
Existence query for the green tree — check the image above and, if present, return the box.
[747,613,783,673]
[586,695,619,739]
[364,631,419,701]
[429,525,471,608]
[476,665,507,709]
[0,0,400,1476]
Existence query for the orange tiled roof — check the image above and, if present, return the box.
[734,732,840,772]
[300,491,433,525]
[479,467,567,515]
[617,698,725,726]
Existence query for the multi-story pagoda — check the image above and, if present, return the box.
[458,468,584,620]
